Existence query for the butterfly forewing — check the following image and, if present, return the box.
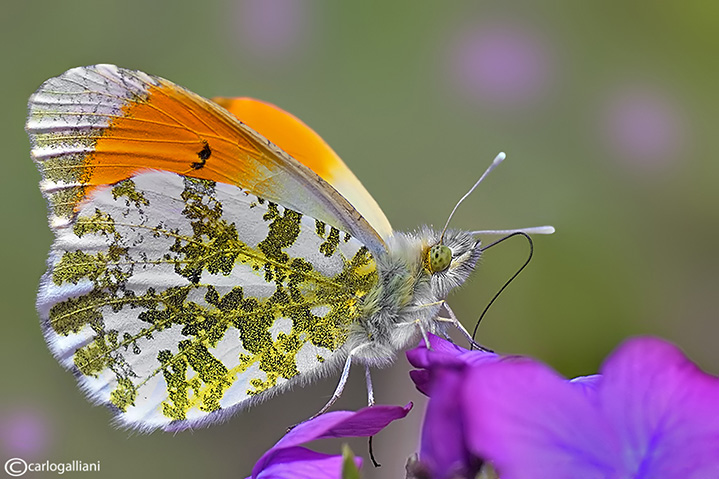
[39,170,378,430]
[27,64,386,253]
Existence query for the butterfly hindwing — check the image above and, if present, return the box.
[39,170,378,431]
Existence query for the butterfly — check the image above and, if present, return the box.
[26,65,553,432]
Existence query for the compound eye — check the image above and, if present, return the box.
[428,244,452,273]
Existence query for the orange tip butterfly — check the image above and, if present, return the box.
[26,65,553,432]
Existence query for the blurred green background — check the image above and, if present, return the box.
[2,1,718,478]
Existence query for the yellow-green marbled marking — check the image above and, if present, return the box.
[45,173,377,422]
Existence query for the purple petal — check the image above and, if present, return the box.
[407,334,499,367]
[462,357,618,479]
[457,337,719,479]
[251,404,411,477]
[420,366,480,479]
[598,337,719,478]
[408,369,432,396]
[250,447,360,479]
[570,374,601,388]
[407,334,499,395]
[570,374,602,399]
[406,334,467,368]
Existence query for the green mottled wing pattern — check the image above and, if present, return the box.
[39,170,377,431]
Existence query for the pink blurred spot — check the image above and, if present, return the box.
[601,86,686,172]
[0,408,50,457]
[234,0,311,64]
[449,22,554,110]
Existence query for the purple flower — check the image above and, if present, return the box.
[407,335,502,479]
[232,0,313,66]
[448,21,555,111]
[408,335,719,479]
[248,403,412,479]
[0,407,51,457]
[600,85,687,172]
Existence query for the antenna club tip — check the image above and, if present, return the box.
[470,225,556,236]
[494,152,506,164]
[526,226,555,235]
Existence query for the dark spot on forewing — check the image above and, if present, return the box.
[192,140,212,169]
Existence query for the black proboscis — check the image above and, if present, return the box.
[471,232,534,349]
[368,435,381,468]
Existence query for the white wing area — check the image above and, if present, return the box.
[39,170,378,431]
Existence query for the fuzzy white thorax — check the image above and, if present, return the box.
[346,226,482,367]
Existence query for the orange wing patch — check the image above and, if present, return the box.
[89,82,270,191]
[211,97,339,181]
[214,97,393,240]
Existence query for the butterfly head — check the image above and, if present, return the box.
[422,228,483,299]
[423,152,555,298]
[421,152,505,292]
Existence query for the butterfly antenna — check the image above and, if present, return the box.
[439,152,506,244]
[470,231,534,348]
[470,225,555,236]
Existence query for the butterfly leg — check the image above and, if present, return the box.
[440,302,493,352]
[365,365,381,467]
[365,365,375,407]
[306,343,370,421]
[405,300,457,347]
[432,318,456,342]
[416,320,432,348]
